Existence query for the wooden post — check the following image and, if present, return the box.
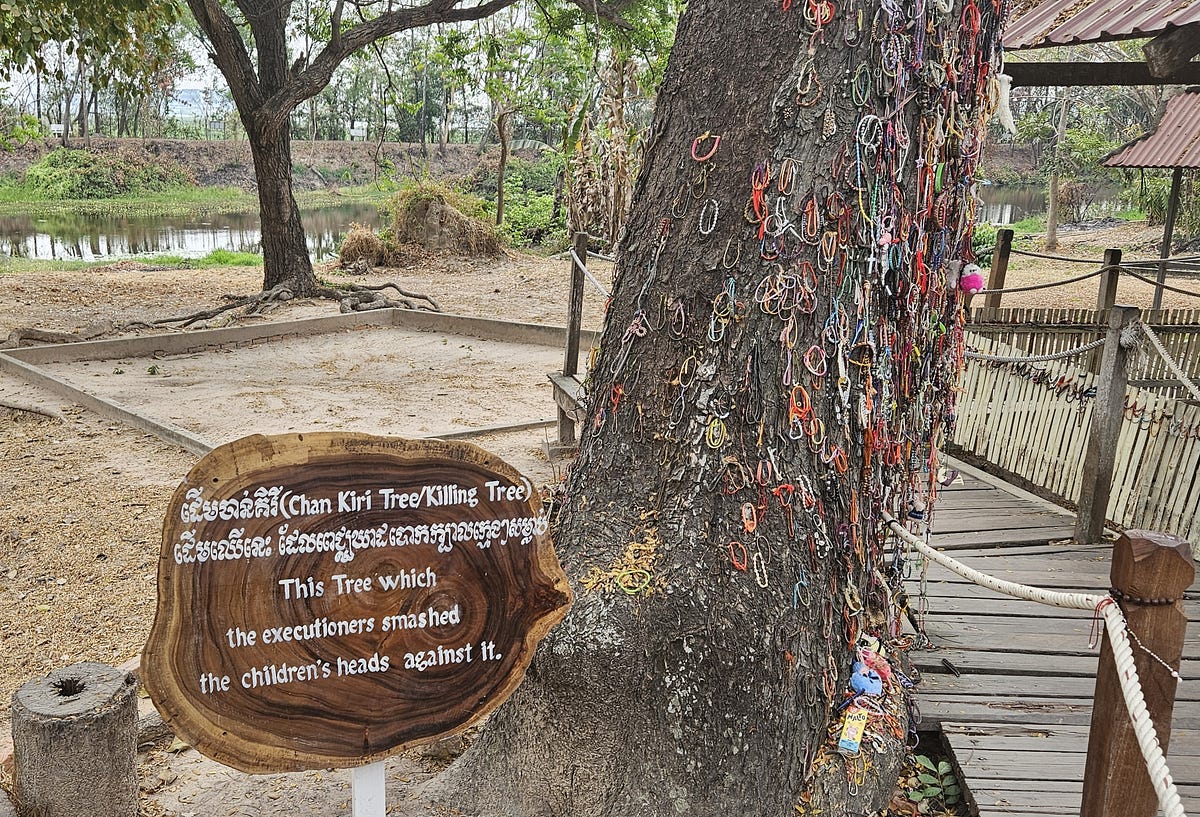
[1153,167,1184,312]
[1092,248,1122,374]
[1075,304,1139,544]
[984,228,1013,312]
[1081,530,1195,817]
[1096,248,1122,314]
[557,231,588,448]
[11,663,139,817]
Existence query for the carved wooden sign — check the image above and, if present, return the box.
[142,432,571,774]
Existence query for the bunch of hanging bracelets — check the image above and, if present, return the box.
[571,0,1009,776]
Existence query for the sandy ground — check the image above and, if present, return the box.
[0,251,612,718]
[45,326,564,443]
[987,222,1200,312]
[0,221,1197,815]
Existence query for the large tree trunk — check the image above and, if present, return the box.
[248,125,316,293]
[433,0,1006,814]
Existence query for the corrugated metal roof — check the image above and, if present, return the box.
[1004,0,1200,50]
[1105,90,1200,168]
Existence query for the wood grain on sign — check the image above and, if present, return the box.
[142,432,571,773]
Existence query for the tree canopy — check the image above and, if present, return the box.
[0,0,180,84]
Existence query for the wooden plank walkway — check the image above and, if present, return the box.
[912,458,1200,816]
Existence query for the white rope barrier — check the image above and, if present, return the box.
[569,249,612,299]
[1139,322,1200,403]
[965,337,1105,364]
[884,513,1187,817]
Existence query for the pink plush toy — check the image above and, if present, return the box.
[959,263,986,294]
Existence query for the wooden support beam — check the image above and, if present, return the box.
[985,228,1014,311]
[1154,168,1184,312]
[1144,23,1200,79]
[1006,61,1200,87]
[1074,304,1139,545]
[1081,530,1195,817]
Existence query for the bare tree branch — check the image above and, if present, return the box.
[258,0,519,130]
[186,0,263,112]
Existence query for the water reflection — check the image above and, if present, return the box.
[0,202,383,262]
[977,185,1045,225]
[977,184,1125,225]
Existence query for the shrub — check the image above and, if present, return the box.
[23,148,196,199]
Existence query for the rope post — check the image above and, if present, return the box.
[557,231,588,447]
[984,227,1013,312]
[1081,530,1195,817]
[1092,248,1122,374]
[1075,304,1139,545]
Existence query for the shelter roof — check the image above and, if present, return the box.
[1004,0,1200,50]
[1105,89,1200,168]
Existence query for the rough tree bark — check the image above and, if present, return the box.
[496,109,511,226]
[248,124,314,294]
[433,0,1007,815]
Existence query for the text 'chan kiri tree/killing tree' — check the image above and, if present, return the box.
[437,0,1009,815]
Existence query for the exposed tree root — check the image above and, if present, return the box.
[315,281,442,313]
[0,280,442,349]
[150,283,298,328]
[2,321,114,349]
[146,280,442,327]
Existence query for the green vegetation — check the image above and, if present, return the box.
[0,175,391,220]
[898,754,964,814]
[1127,173,1200,241]
[475,156,566,248]
[1009,214,1046,234]
[21,148,195,199]
[0,248,262,276]
[150,249,264,267]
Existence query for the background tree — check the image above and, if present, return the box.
[428,0,1008,814]
[0,1,183,143]
[181,0,637,297]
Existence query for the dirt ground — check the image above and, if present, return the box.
[0,221,1197,815]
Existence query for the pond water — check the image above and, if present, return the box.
[977,185,1045,225]
[976,184,1126,225]
[0,185,1123,262]
[0,201,384,263]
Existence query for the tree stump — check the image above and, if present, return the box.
[11,663,138,817]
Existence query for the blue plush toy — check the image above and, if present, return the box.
[850,660,883,696]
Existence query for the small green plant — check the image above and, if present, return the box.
[147,365,160,375]
[900,755,962,814]
[972,222,998,266]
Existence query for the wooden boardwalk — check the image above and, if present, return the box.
[910,458,1200,816]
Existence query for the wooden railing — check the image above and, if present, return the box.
[968,306,1200,388]
[951,322,1200,546]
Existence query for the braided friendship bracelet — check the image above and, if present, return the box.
[1109,588,1179,607]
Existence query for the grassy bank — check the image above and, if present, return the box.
[0,182,391,219]
[0,248,264,275]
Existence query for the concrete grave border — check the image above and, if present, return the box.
[0,308,599,455]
